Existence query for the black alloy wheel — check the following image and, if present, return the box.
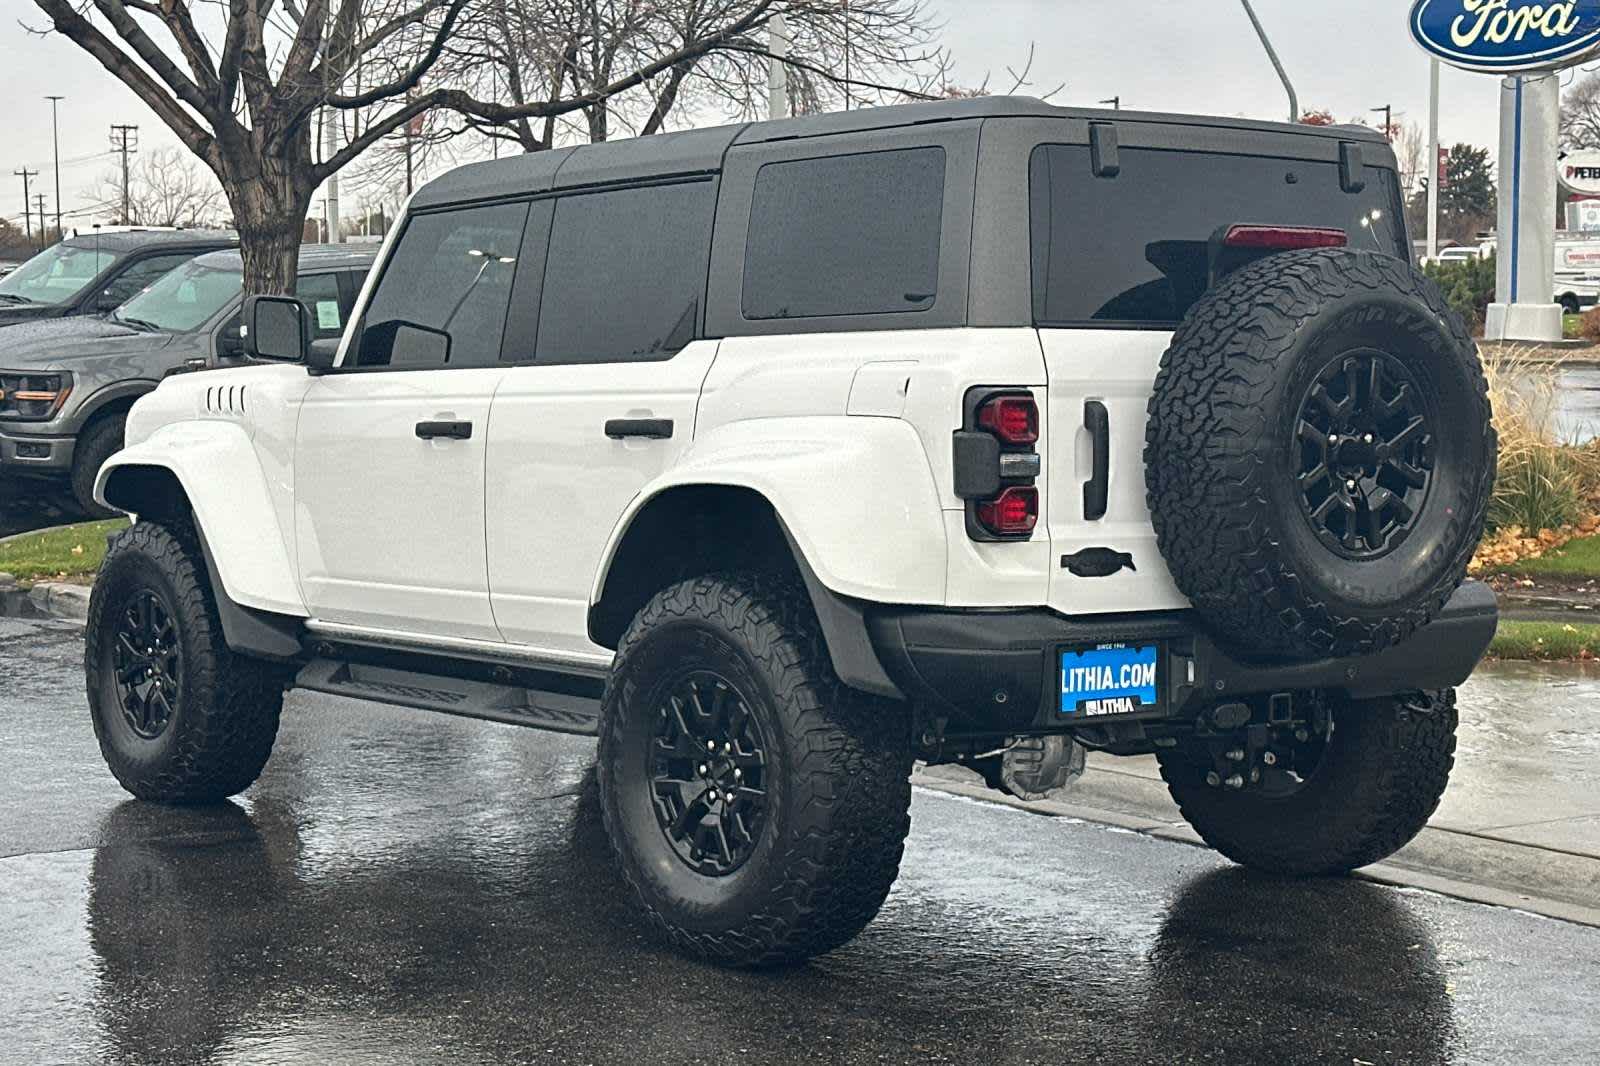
[649,670,770,877]
[1295,350,1436,560]
[112,589,182,740]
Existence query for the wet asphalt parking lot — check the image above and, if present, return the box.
[3,613,1600,1065]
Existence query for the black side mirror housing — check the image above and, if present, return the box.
[95,289,122,313]
[243,294,312,363]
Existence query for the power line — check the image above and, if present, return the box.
[109,124,138,224]
[12,167,38,242]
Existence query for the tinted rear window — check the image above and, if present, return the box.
[743,147,945,320]
[1030,145,1407,327]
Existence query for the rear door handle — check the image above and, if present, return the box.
[415,420,473,441]
[605,418,674,440]
[1083,400,1110,521]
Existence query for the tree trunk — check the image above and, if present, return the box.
[218,129,316,296]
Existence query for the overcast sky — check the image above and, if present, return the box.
[0,0,1524,228]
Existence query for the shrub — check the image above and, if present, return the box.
[1580,307,1600,343]
[1422,253,1496,334]
[1481,348,1600,532]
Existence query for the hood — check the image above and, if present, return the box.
[0,314,176,370]
[0,302,67,328]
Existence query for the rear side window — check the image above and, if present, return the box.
[743,147,945,320]
[535,180,714,363]
[1030,145,1408,328]
[357,202,529,368]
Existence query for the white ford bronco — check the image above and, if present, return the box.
[85,97,1498,967]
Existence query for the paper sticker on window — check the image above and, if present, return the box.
[316,301,342,330]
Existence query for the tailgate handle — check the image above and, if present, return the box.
[1083,400,1110,521]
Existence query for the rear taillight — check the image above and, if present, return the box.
[976,395,1039,445]
[975,486,1038,536]
[1221,225,1348,251]
[954,388,1042,541]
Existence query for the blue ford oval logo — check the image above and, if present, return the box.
[1410,0,1600,71]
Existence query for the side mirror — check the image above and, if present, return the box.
[242,294,311,363]
[216,321,246,358]
[95,288,123,313]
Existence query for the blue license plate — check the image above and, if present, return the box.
[1059,644,1160,718]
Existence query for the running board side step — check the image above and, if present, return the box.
[294,659,602,736]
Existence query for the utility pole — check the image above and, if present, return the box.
[45,95,64,239]
[322,108,342,243]
[1239,0,1299,122]
[1427,58,1441,261]
[769,11,790,120]
[1099,96,1121,110]
[1371,103,1393,139]
[33,194,48,245]
[13,168,37,242]
[109,124,139,224]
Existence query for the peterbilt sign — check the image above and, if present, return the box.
[1410,0,1600,72]
[1560,150,1600,195]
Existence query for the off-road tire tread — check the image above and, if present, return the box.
[1155,690,1458,875]
[1144,248,1494,658]
[85,519,283,802]
[598,572,912,968]
[71,413,126,518]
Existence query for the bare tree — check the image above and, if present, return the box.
[351,0,949,190]
[1563,71,1600,150]
[89,145,227,227]
[29,0,852,294]
[1392,119,1426,199]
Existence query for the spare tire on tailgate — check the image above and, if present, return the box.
[1144,247,1494,660]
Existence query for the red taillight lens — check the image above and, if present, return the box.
[975,486,1038,536]
[977,395,1039,445]
[1222,225,1348,251]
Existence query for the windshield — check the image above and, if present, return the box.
[113,259,241,332]
[0,242,117,306]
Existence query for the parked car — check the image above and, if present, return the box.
[0,245,371,514]
[85,97,1496,967]
[0,229,237,330]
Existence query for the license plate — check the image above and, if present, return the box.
[1058,643,1160,718]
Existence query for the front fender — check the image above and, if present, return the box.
[95,420,305,617]
[597,416,948,606]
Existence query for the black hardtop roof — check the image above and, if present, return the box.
[190,244,379,271]
[62,228,237,254]
[411,95,1393,208]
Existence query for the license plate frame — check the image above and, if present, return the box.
[1056,642,1164,720]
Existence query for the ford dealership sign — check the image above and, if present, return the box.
[1410,0,1600,72]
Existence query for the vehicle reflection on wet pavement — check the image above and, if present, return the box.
[3,616,1597,1065]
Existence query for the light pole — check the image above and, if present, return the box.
[1099,97,1121,110]
[1427,58,1441,261]
[45,95,63,239]
[1239,0,1299,122]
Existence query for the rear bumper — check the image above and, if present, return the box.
[867,580,1498,731]
[0,425,74,473]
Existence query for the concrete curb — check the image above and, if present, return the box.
[910,769,1600,930]
[26,582,92,621]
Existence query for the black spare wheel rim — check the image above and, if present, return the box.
[1294,348,1436,560]
[649,669,770,877]
[112,588,181,740]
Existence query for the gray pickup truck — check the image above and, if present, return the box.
[0,245,374,514]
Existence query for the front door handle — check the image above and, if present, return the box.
[1083,400,1109,521]
[605,418,674,440]
[416,420,473,441]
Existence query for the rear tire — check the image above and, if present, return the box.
[71,413,126,518]
[1156,690,1457,875]
[598,572,913,967]
[85,520,284,803]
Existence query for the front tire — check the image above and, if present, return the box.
[598,573,913,968]
[1156,690,1457,875]
[85,520,284,803]
[71,413,126,518]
